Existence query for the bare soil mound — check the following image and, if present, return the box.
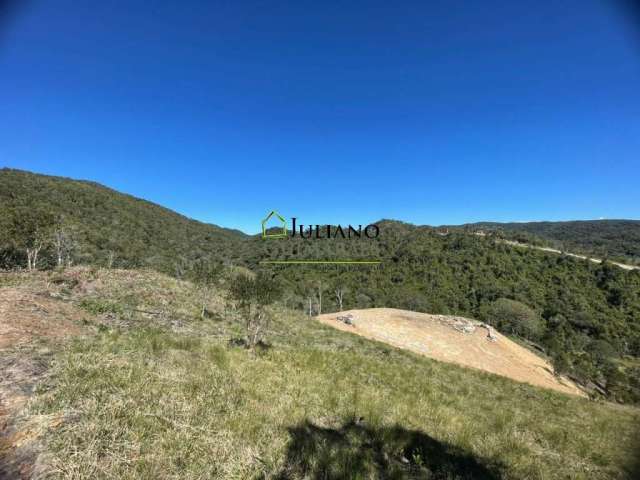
[317,308,584,397]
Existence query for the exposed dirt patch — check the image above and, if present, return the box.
[0,287,87,479]
[318,308,584,397]
[0,289,83,349]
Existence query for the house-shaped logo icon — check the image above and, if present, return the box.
[262,210,287,239]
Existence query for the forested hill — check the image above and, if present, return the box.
[2,169,640,402]
[460,220,640,264]
[248,219,640,401]
[0,168,247,272]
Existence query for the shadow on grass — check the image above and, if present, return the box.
[228,337,272,352]
[628,421,640,480]
[274,417,507,479]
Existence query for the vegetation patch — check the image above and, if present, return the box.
[30,324,640,479]
[12,269,636,480]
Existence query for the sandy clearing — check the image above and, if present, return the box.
[317,308,584,397]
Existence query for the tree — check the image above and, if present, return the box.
[316,281,324,315]
[228,272,282,348]
[8,209,54,271]
[334,284,347,311]
[487,298,544,340]
[174,258,187,279]
[106,250,117,269]
[52,220,77,267]
[191,259,223,319]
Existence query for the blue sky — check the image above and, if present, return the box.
[1,0,639,233]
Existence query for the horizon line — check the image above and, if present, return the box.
[259,260,382,265]
[3,168,638,235]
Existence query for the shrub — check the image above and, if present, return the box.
[79,298,125,316]
[228,272,282,349]
[487,298,544,340]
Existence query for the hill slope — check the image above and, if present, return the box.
[0,168,246,272]
[1,268,639,479]
[462,220,640,264]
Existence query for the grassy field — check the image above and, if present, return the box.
[6,268,640,479]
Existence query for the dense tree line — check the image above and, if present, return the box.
[247,223,640,403]
[461,220,640,265]
[1,169,639,403]
[0,168,246,272]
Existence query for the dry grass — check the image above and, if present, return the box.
[1,268,639,479]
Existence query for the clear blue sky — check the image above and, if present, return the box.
[1,0,639,233]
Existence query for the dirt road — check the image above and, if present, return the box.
[500,240,638,271]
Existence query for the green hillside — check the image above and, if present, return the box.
[1,169,639,403]
[247,221,640,403]
[0,168,247,272]
[461,220,640,264]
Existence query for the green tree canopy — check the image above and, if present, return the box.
[486,298,544,340]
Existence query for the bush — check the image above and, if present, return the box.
[79,298,125,316]
[487,298,544,340]
[228,272,282,348]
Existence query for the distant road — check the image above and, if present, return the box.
[501,240,639,271]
